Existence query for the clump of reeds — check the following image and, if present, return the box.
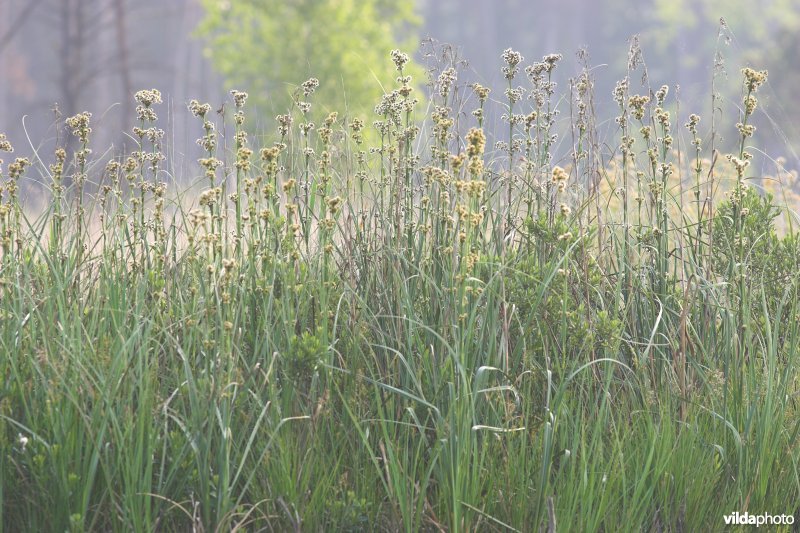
[0,41,798,532]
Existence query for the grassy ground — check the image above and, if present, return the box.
[1,48,799,531]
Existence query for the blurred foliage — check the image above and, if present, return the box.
[649,0,800,73]
[651,0,800,44]
[198,0,424,124]
[649,0,800,145]
[758,24,800,146]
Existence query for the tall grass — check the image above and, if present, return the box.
[1,42,799,532]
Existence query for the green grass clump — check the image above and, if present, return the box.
[0,45,799,532]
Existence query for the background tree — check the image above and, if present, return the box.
[197,0,425,125]
[0,0,222,172]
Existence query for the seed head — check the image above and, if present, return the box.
[189,100,212,118]
[655,85,669,105]
[542,54,563,72]
[437,68,457,98]
[470,83,490,103]
[301,78,320,97]
[134,89,162,107]
[466,128,486,158]
[501,48,524,80]
[0,134,12,153]
[391,49,409,71]
[741,68,768,93]
[628,94,650,120]
[230,90,248,108]
[66,112,92,142]
[551,166,569,183]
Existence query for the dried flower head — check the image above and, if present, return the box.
[727,154,750,177]
[628,94,650,120]
[135,89,162,107]
[277,114,293,136]
[230,90,248,108]
[551,166,569,183]
[66,112,92,143]
[326,195,342,214]
[744,94,758,115]
[391,49,409,71]
[0,133,12,153]
[260,146,280,163]
[437,67,457,98]
[741,67,768,93]
[685,113,701,134]
[736,122,756,138]
[655,85,669,106]
[471,83,490,104]
[501,48,524,80]
[465,128,486,158]
[7,157,30,179]
[613,78,628,106]
[542,54,563,72]
[302,78,320,97]
[654,107,671,128]
[189,100,212,118]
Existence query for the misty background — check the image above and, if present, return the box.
[1,0,799,183]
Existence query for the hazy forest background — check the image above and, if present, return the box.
[1,0,799,182]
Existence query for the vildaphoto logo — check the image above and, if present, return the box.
[723,511,794,527]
